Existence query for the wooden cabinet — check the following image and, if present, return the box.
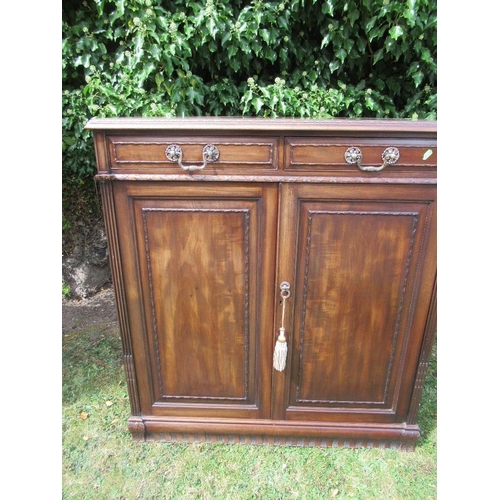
[86,117,437,449]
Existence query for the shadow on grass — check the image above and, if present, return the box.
[62,327,124,405]
[415,336,437,447]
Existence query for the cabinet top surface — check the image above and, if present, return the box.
[85,116,436,135]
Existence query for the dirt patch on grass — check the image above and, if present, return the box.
[62,286,118,336]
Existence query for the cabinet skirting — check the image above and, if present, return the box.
[131,417,420,450]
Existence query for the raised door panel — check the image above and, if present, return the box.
[113,182,278,419]
[274,183,436,424]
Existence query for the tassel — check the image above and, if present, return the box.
[273,327,288,372]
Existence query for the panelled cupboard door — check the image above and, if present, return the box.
[112,182,278,420]
[273,183,436,424]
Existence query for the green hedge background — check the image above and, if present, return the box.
[63,0,436,178]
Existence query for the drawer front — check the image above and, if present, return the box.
[107,135,278,173]
[285,137,437,173]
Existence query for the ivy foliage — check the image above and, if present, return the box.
[63,0,437,178]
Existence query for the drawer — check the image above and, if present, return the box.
[107,135,278,173]
[285,137,437,173]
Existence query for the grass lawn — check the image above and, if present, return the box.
[62,325,436,499]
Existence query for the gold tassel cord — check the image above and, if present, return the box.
[273,327,288,372]
[273,282,290,372]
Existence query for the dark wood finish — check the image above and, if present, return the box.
[274,183,436,426]
[108,135,278,173]
[285,137,437,171]
[111,182,277,421]
[87,117,437,449]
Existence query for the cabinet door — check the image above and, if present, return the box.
[273,183,436,424]
[113,182,277,420]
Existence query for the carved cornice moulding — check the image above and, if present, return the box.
[95,173,436,184]
[86,116,437,136]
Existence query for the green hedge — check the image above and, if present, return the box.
[62,0,437,178]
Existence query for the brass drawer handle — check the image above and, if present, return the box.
[165,143,220,171]
[273,281,291,372]
[345,146,400,172]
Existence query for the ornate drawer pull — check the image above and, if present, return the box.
[165,143,220,171]
[345,146,400,172]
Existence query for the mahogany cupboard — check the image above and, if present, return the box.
[86,117,437,450]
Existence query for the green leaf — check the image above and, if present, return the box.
[411,71,424,87]
[261,87,271,99]
[208,17,218,38]
[321,34,331,49]
[229,57,241,72]
[95,0,105,17]
[241,39,251,54]
[150,45,161,60]
[404,0,417,27]
[344,38,355,53]
[109,0,125,25]
[155,73,164,89]
[260,29,270,45]
[365,16,377,32]
[389,25,404,40]
[356,80,366,90]
[356,37,367,52]
[322,0,334,16]
[329,60,340,72]
[373,48,384,65]
[269,26,279,42]
[139,62,156,84]
[421,48,432,63]
[187,87,204,106]
[374,78,385,90]
[252,97,264,114]
[277,15,288,29]
[365,96,375,110]
[227,45,238,58]
[336,48,347,63]
[264,47,277,62]
[135,34,144,54]
[82,54,91,68]
[221,31,232,46]
[348,9,360,26]
[423,149,433,161]
[164,56,173,76]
